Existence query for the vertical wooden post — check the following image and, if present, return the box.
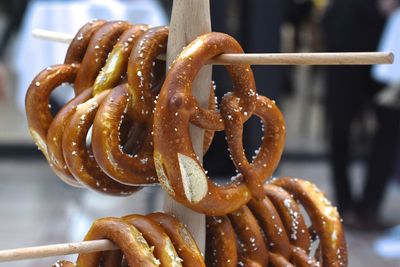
[163,0,212,254]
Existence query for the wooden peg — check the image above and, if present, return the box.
[162,0,212,254]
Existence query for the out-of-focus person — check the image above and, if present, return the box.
[322,0,400,229]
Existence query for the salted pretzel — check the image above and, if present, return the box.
[53,213,204,267]
[26,21,140,188]
[153,32,285,215]
[91,26,168,186]
[25,20,106,187]
[51,23,148,195]
[59,24,151,194]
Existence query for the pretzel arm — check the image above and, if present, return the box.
[272,177,347,267]
[147,212,205,267]
[247,197,292,259]
[73,21,132,94]
[263,184,311,252]
[64,20,107,65]
[123,214,183,267]
[206,216,237,267]
[46,88,92,187]
[222,94,285,199]
[62,90,140,195]
[228,205,269,266]
[76,217,159,267]
[25,64,78,161]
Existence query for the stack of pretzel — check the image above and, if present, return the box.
[26,20,348,266]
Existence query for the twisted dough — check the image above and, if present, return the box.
[153,32,285,215]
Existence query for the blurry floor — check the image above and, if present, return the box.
[0,159,399,267]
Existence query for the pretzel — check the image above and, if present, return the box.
[205,216,237,267]
[62,90,140,195]
[271,177,348,267]
[228,205,269,266]
[153,32,285,215]
[91,26,168,185]
[147,212,205,267]
[48,24,149,192]
[26,21,137,187]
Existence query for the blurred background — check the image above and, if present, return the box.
[0,0,400,266]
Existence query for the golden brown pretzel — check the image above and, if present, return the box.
[92,27,168,186]
[26,21,136,188]
[48,24,147,192]
[76,217,159,267]
[271,177,347,267]
[153,32,285,215]
[62,90,139,195]
[206,216,237,267]
[123,214,182,266]
[26,18,102,157]
[147,212,205,267]
[228,205,269,266]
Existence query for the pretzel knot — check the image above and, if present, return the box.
[153,32,286,215]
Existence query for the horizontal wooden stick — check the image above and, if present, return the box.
[0,239,117,262]
[32,29,394,65]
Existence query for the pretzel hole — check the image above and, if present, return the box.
[243,116,264,163]
[118,115,147,155]
[49,83,75,116]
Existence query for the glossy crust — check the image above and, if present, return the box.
[228,205,269,266]
[91,27,168,185]
[263,184,311,252]
[206,216,237,267]
[76,217,159,267]
[73,21,131,95]
[62,90,139,195]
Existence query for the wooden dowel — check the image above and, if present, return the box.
[32,29,394,65]
[0,240,117,262]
